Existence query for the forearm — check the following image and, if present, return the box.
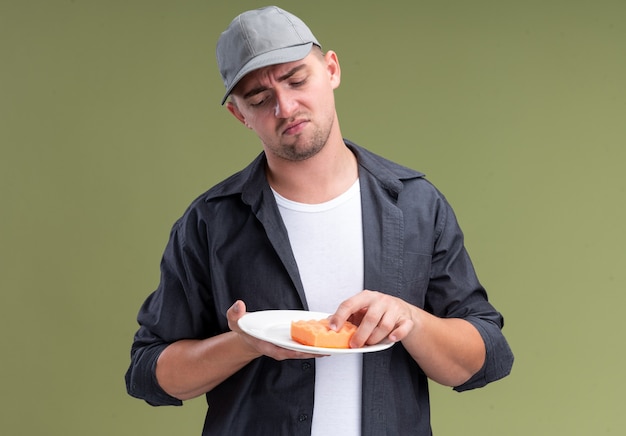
[402,308,486,387]
[155,331,260,401]
[156,300,325,401]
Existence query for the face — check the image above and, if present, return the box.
[227,49,341,162]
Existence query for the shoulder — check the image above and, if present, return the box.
[346,139,425,181]
[170,152,267,234]
[203,151,267,202]
[347,139,444,200]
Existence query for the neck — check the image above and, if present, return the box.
[266,135,358,204]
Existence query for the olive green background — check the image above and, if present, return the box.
[2,0,624,435]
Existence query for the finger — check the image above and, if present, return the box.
[362,311,400,345]
[264,343,328,361]
[349,306,385,348]
[227,300,246,332]
[388,318,413,343]
[328,292,373,331]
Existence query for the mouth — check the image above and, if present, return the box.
[281,119,308,136]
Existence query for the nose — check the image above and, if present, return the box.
[273,89,297,118]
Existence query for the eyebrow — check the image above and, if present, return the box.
[242,65,308,100]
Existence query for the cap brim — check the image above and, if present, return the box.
[221,42,314,105]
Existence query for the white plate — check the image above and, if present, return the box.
[238,310,394,355]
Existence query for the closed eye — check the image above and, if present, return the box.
[250,98,268,107]
[247,92,272,108]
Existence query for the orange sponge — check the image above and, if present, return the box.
[290,318,357,348]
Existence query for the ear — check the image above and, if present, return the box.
[226,100,250,128]
[324,50,341,90]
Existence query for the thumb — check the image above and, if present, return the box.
[227,300,246,330]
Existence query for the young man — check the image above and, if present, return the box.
[126,6,513,435]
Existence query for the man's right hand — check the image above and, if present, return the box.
[227,300,327,361]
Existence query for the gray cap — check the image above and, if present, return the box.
[216,6,320,105]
